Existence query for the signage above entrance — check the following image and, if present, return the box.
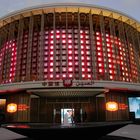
[75,80,94,87]
[41,80,94,88]
[63,80,73,87]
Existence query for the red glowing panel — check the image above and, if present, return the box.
[99,69,103,73]
[97,42,101,45]
[68,40,72,43]
[97,52,101,56]
[68,62,72,66]
[68,56,72,60]
[50,46,53,49]
[62,34,66,38]
[96,32,100,35]
[82,74,85,78]
[50,68,53,72]
[82,62,85,66]
[110,75,113,80]
[50,57,53,60]
[108,54,111,57]
[56,30,60,33]
[109,64,112,68]
[68,45,72,49]
[82,68,85,72]
[68,35,72,38]
[109,70,113,74]
[87,68,91,72]
[81,51,84,55]
[69,74,73,78]
[108,59,112,63]
[62,40,66,44]
[56,35,60,38]
[50,35,54,39]
[107,43,110,47]
[50,51,53,55]
[50,40,53,44]
[88,75,91,78]
[68,50,72,54]
[96,37,100,40]
[18,104,29,111]
[56,75,60,78]
[51,30,54,33]
[87,56,90,60]
[97,47,101,51]
[98,57,102,61]
[50,74,53,78]
[119,103,128,110]
[86,46,90,49]
[68,68,73,71]
[98,63,102,67]
[106,38,110,42]
[107,48,111,52]
[62,74,66,78]
[81,56,84,60]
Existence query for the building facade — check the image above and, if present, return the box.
[0,4,140,123]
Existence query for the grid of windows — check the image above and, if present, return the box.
[0,40,17,83]
[0,12,139,84]
[0,29,138,83]
[20,32,28,81]
[80,28,92,80]
[43,28,93,80]
[30,31,40,81]
[96,32,138,82]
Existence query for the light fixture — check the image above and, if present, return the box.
[7,103,17,113]
[106,101,118,111]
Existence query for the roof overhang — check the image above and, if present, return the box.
[27,88,107,97]
[0,3,140,32]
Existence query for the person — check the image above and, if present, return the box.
[63,110,73,125]
[74,111,81,123]
[82,111,87,122]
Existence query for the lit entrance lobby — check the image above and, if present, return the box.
[29,88,106,124]
[1,87,130,123]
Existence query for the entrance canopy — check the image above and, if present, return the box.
[27,88,108,97]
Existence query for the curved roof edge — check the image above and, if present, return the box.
[0,3,140,31]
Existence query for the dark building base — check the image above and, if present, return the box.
[2,121,132,139]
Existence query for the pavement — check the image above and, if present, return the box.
[107,124,140,140]
[0,128,28,140]
[0,121,137,140]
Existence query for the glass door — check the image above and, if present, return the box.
[61,108,74,125]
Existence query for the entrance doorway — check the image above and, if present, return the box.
[30,96,106,123]
[53,103,90,124]
[61,108,74,125]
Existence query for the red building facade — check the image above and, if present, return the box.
[0,4,140,123]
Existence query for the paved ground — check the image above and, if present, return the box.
[0,128,28,140]
[0,121,136,140]
[108,124,140,140]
